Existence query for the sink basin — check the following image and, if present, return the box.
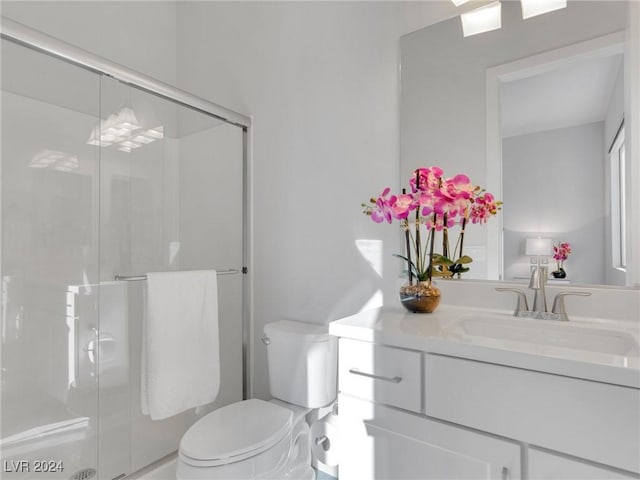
[449,315,639,357]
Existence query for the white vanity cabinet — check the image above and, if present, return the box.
[339,394,520,480]
[336,336,640,480]
[338,338,521,480]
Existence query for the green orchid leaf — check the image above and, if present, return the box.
[393,253,420,277]
[432,254,453,266]
[455,255,473,264]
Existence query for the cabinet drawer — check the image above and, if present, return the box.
[424,354,640,473]
[529,448,637,479]
[339,338,421,412]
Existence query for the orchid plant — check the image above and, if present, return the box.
[363,167,501,283]
[552,242,572,271]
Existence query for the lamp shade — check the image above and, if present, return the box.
[525,237,553,256]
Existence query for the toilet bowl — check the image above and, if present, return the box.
[176,320,337,480]
[176,399,313,479]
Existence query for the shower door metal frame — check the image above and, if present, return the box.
[1,15,253,399]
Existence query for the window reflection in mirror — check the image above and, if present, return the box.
[610,124,626,271]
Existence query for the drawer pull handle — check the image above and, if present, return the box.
[348,368,402,384]
[501,466,508,480]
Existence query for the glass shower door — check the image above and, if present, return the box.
[1,34,246,480]
[1,40,101,478]
[97,76,245,477]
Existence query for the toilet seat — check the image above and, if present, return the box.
[179,399,293,467]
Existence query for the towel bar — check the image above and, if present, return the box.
[115,269,240,281]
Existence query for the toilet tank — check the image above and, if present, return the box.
[263,320,337,408]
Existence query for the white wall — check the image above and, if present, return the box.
[0,1,177,85]
[502,122,606,285]
[176,1,451,399]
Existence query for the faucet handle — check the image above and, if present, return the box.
[551,291,592,321]
[495,288,529,317]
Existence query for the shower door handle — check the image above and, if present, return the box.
[83,341,97,364]
[82,328,99,363]
[83,330,115,364]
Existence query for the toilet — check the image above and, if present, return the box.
[176,320,338,479]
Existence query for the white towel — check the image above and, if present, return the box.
[141,270,220,420]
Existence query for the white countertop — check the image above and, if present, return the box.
[329,306,640,388]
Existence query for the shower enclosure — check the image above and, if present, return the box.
[1,19,250,479]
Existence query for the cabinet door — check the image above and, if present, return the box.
[424,354,640,473]
[339,394,521,480]
[529,448,638,480]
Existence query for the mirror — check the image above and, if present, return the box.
[400,0,637,287]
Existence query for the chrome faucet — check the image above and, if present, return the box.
[496,270,592,321]
[529,265,548,316]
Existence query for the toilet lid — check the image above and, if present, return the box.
[180,399,293,465]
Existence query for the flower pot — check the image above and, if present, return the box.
[552,268,566,279]
[399,281,441,313]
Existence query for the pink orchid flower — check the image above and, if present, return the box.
[409,167,444,193]
[390,193,416,220]
[370,187,395,224]
[363,165,502,284]
[469,192,500,224]
[553,242,572,261]
[417,192,436,217]
[434,174,474,218]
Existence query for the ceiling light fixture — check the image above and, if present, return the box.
[520,0,567,19]
[453,0,567,37]
[460,1,502,37]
